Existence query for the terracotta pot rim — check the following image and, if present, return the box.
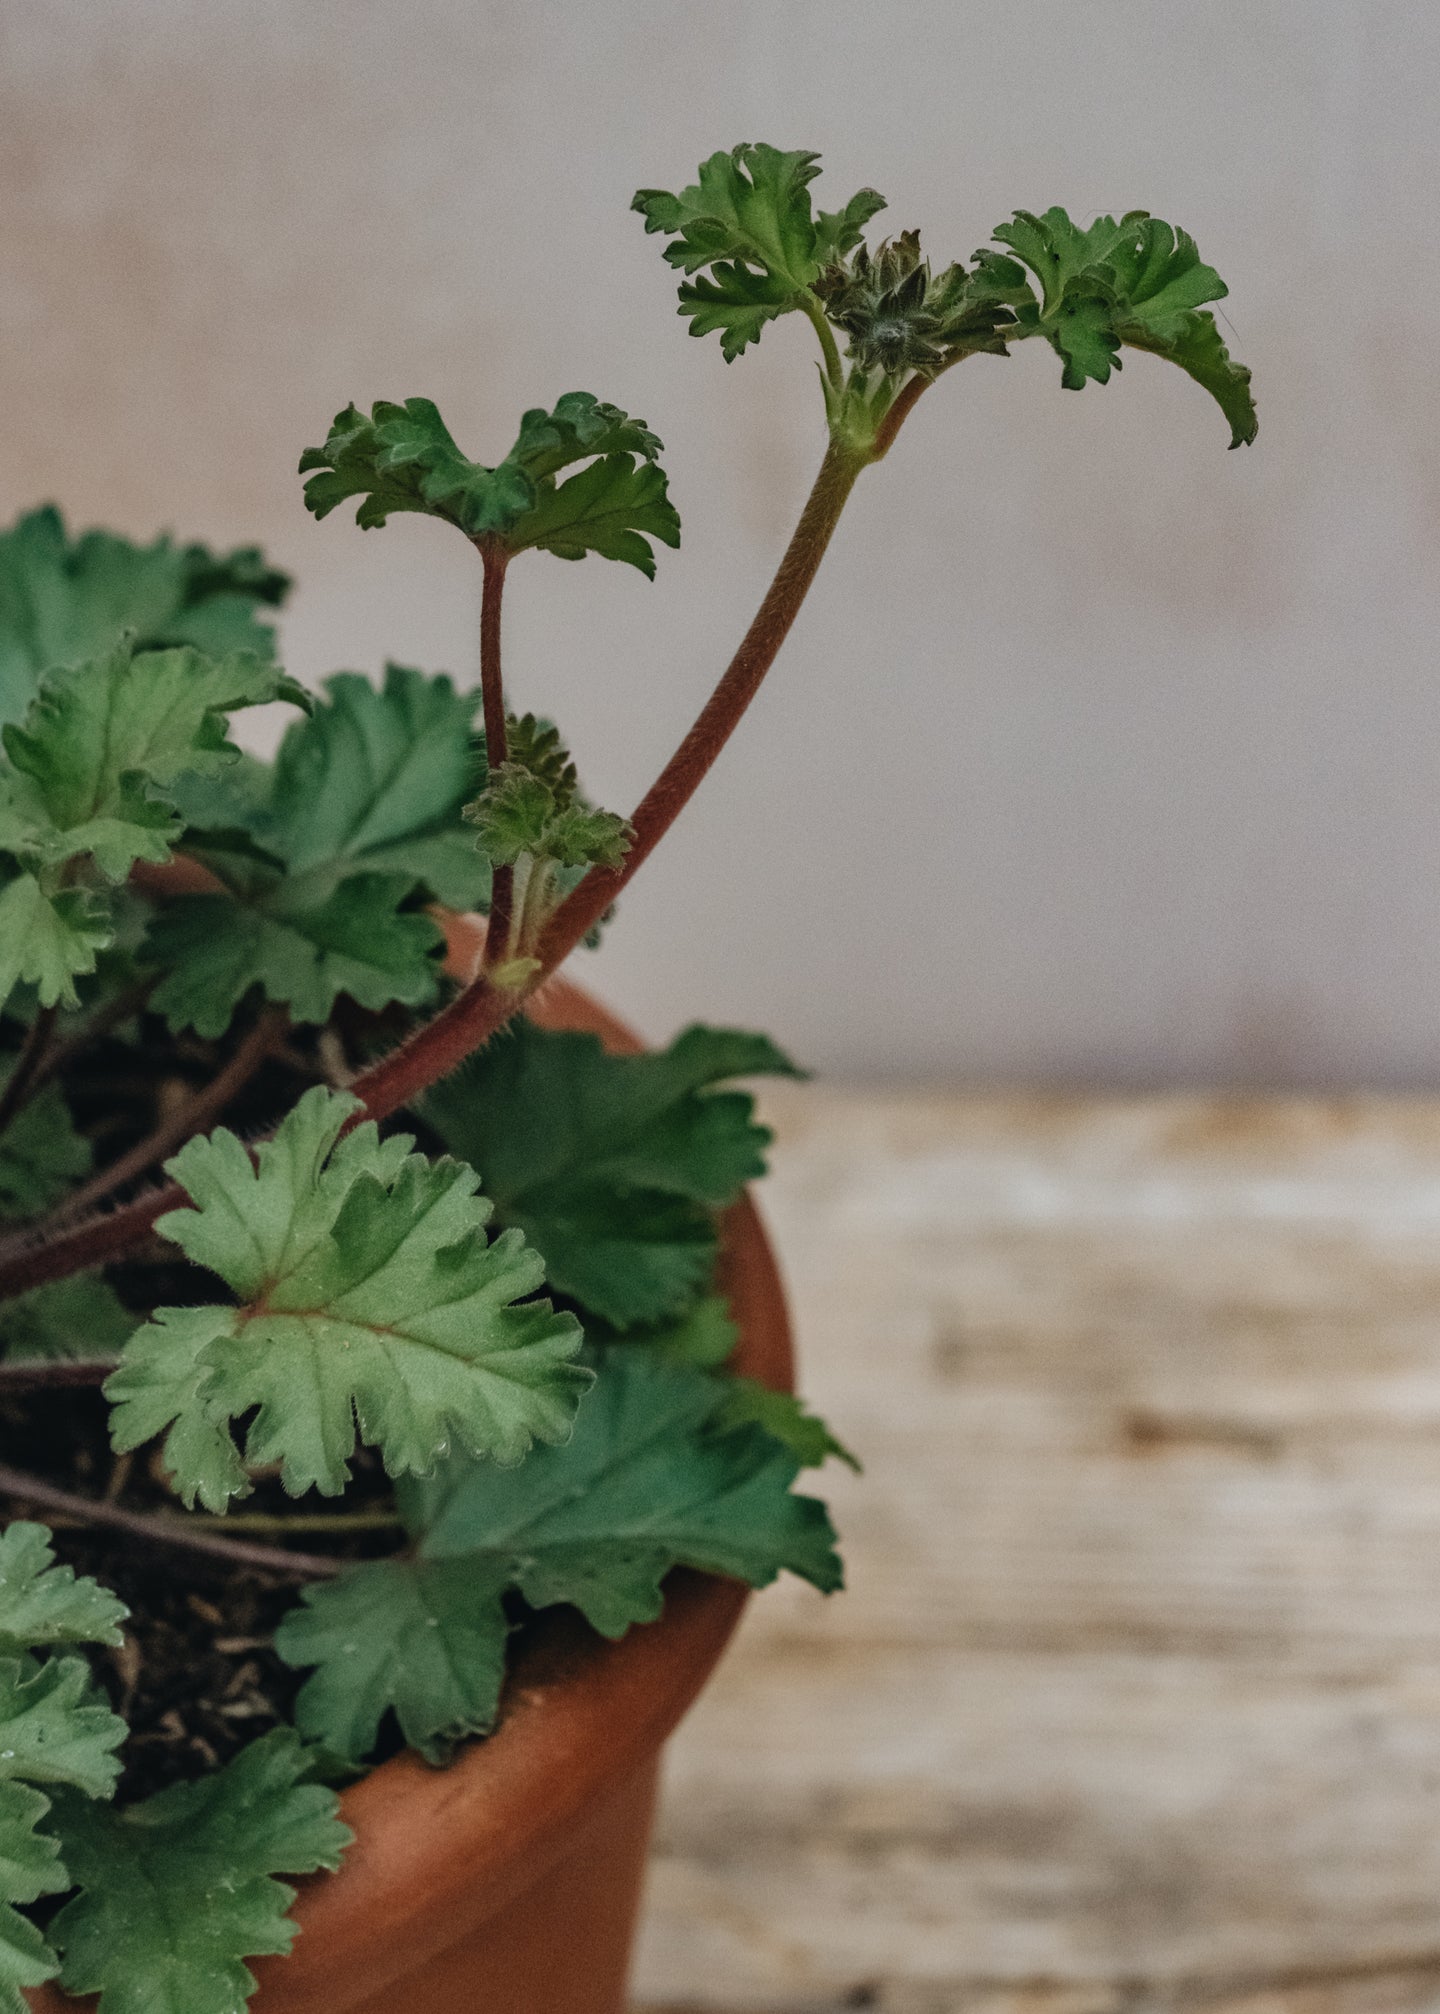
[28,952,796,2012]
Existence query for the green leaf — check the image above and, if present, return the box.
[422,1021,802,1328]
[0,1524,127,1654]
[0,641,295,881]
[145,873,444,1040]
[467,718,632,875]
[505,454,680,578]
[0,1534,126,2014]
[105,1085,589,1507]
[0,1657,123,1802]
[274,1555,512,1766]
[710,1379,861,1472]
[252,666,488,907]
[300,394,680,574]
[279,1351,840,1763]
[49,1729,351,2014]
[0,1777,67,2014]
[0,877,109,1011]
[0,1074,90,1220]
[634,143,886,358]
[981,206,1256,445]
[0,506,288,731]
[144,663,490,1036]
[0,1274,139,1365]
[637,1295,740,1368]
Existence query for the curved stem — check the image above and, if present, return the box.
[347,436,867,1123]
[475,542,515,973]
[541,434,867,956]
[0,1462,344,1580]
[0,1010,286,1304]
[800,292,844,388]
[44,1007,286,1227]
[0,1358,115,1391]
[0,1007,58,1141]
[0,432,874,1270]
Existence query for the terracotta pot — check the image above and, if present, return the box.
[27,932,795,2013]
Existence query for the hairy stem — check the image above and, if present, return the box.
[346,435,867,1122]
[0,1357,115,1391]
[0,1462,344,1579]
[800,292,845,387]
[542,434,867,953]
[476,540,516,972]
[32,978,158,1097]
[0,1007,58,1140]
[44,1006,286,1227]
[0,434,872,1279]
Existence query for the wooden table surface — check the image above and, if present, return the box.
[633,1089,1440,2013]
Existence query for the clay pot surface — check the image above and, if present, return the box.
[27,954,794,2013]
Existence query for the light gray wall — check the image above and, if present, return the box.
[1,1,1434,1085]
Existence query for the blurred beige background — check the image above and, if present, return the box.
[1,0,1434,1086]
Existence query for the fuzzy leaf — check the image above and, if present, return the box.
[0,1525,127,1654]
[982,206,1256,445]
[0,641,294,881]
[145,873,444,1039]
[634,143,886,357]
[0,506,288,730]
[144,664,488,1035]
[0,877,109,1011]
[0,1074,90,1220]
[423,1021,801,1328]
[0,1274,132,1364]
[505,454,680,577]
[279,1352,840,1763]
[301,394,679,573]
[48,1729,351,2014]
[105,1086,589,1506]
[274,1555,512,1765]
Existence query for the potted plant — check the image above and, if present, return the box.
[0,142,1254,2013]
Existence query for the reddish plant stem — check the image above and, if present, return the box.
[476,541,516,972]
[0,1006,58,1140]
[32,978,159,1096]
[45,1007,286,1227]
[347,438,867,1124]
[0,433,873,1285]
[542,437,866,956]
[0,1358,115,1391]
[0,1461,344,1579]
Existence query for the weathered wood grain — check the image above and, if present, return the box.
[633,1093,1440,2012]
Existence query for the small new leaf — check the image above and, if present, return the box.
[634,143,886,358]
[301,394,680,575]
[105,1085,589,1506]
[278,1351,840,1764]
[0,878,109,1012]
[48,1729,351,2014]
[422,1021,801,1328]
[814,230,1018,377]
[466,714,632,873]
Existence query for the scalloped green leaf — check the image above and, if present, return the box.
[105,1086,589,1506]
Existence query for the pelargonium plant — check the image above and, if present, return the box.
[0,143,1253,2012]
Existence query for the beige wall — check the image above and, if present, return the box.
[1,1,1434,1084]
